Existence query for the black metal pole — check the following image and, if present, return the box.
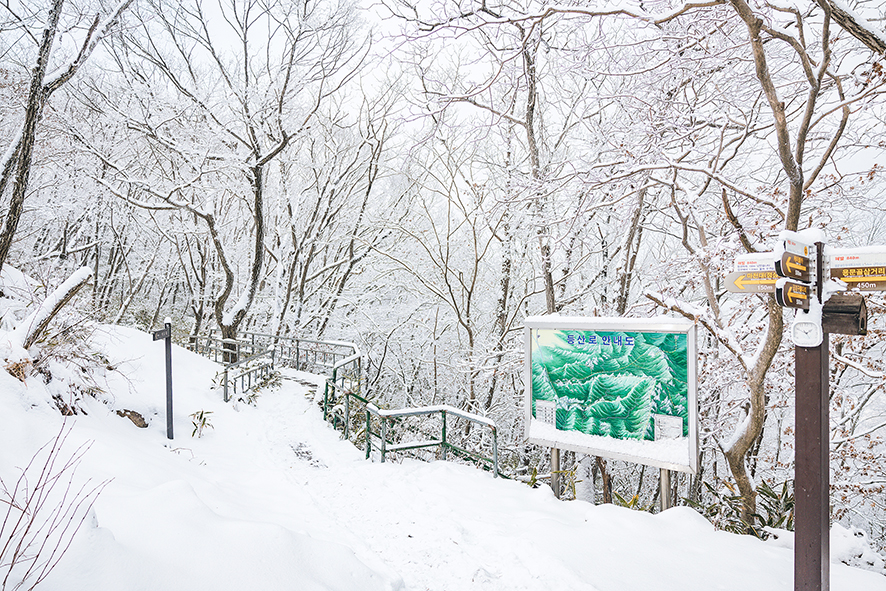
[795,243,828,591]
[165,320,173,440]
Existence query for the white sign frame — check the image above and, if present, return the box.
[524,316,699,474]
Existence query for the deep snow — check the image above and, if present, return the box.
[1,324,884,591]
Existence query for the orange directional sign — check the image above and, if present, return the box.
[829,266,886,291]
[725,270,778,293]
[829,250,886,291]
[777,253,811,282]
[776,280,811,310]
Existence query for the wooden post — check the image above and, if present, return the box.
[795,242,828,591]
[551,447,560,499]
[795,334,829,591]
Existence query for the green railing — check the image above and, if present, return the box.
[365,403,500,477]
[188,335,275,402]
[323,353,365,438]
[195,330,500,477]
[189,334,266,364]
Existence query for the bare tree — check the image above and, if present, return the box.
[76,0,366,341]
[381,0,886,521]
[639,0,885,523]
[0,0,132,278]
[269,95,392,339]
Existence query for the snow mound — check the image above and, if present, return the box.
[832,524,886,573]
[1,324,884,591]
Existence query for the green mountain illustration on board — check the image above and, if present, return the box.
[531,330,688,441]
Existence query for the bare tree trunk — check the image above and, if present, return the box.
[723,297,783,526]
[0,0,133,276]
[113,250,158,324]
[616,186,647,315]
[720,0,833,523]
[486,211,513,411]
[595,457,613,504]
[0,0,64,277]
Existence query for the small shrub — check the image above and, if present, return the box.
[553,467,582,500]
[4,359,31,382]
[189,410,214,438]
[1,426,108,590]
[613,491,655,512]
[686,479,794,538]
[238,392,260,406]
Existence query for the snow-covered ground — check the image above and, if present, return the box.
[1,324,884,591]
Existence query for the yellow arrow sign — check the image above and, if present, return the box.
[778,252,812,281]
[735,275,776,290]
[784,256,807,275]
[785,283,808,303]
[776,280,811,310]
[725,271,778,293]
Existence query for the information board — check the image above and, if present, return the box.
[525,316,698,473]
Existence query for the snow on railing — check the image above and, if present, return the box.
[365,403,499,478]
[188,335,274,402]
[194,331,499,477]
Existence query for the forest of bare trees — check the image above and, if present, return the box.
[2,0,886,552]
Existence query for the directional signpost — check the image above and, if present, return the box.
[153,318,174,440]
[726,253,779,293]
[775,279,810,311]
[829,251,886,291]
[726,231,880,591]
[777,252,812,282]
[725,270,778,293]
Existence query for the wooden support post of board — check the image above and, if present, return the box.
[660,468,671,512]
[551,447,560,499]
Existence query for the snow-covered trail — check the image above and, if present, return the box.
[3,325,883,591]
[190,373,886,591]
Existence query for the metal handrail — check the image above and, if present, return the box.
[201,331,365,423]
[324,353,364,438]
[209,330,360,372]
[188,336,276,402]
[222,347,275,402]
[193,331,500,478]
[365,403,499,477]
[189,335,265,364]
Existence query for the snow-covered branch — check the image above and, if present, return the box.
[832,420,886,445]
[12,267,93,350]
[644,291,749,373]
[823,0,886,55]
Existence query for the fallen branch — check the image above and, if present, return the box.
[13,267,92,350]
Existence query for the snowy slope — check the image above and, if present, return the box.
[1,325,884,591]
